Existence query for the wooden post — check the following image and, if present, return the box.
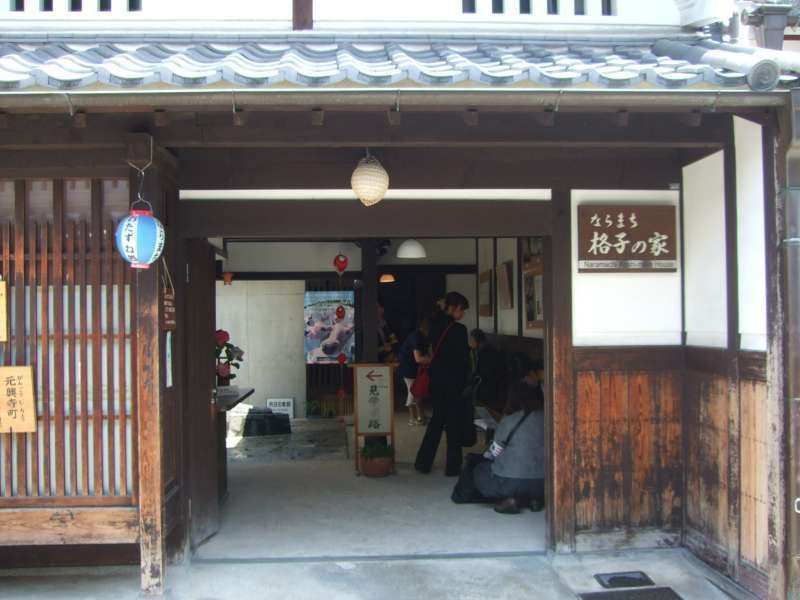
[550,187,575,552]
[292,0,312,30]
[132,138,166,595]
[361,240,379,363]
[723,117,742,581]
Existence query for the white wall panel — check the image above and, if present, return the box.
[216,281,307,416]
[225,242,362,273]
[734,117,767,352]
[572,189,682,346]
[683,151,728,348]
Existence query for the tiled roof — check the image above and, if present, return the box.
[0,38,796,92]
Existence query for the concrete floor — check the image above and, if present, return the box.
[0,417,749,599]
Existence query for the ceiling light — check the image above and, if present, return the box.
[396,239,427,259]
[379,274,396,284]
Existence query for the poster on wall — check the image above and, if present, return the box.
[0,366,36,433]
[498,261,514,309]
[304,291,356,364]
[577,205,677,272]
[524,271,544,330]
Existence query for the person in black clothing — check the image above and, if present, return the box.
[397,316,431,426]
[414,292,471,477]
[467,329,501,408]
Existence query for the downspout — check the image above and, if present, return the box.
[785,88,800,598]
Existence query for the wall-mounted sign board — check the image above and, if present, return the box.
[578,205,678,273]
[0,280,6,342]
[352,363,395,474]
[0,366,36,433]
[161,291,177,331]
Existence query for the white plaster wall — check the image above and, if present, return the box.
[477,238,495,334]
[572,190,682,346]
[683,151,728,348]
[216,281,307,416]
[380,238,475,266]
[496,238,519,337]
[734,117,767,352]
[224,242,362,273]
[446,274,478,333]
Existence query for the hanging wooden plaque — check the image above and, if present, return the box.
[0,366,36,433]
[162,291,177,331]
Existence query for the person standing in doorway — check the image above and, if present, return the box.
[398,316,431,426]
[414,292,471,476]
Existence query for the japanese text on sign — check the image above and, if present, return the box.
[578,205,677,272]
[0,366,36,433]
[355,366,392,435]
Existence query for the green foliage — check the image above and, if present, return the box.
[360,442,393,459]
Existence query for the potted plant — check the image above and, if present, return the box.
[359,440,394,477]
[215,329,245,386]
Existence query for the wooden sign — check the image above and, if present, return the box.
[352,364,395,473]
[577,205,678,273]
[0,280,6,342]
[0,366,36,433]
[161,291,177,331]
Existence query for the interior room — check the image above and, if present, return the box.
[198,233,548,560]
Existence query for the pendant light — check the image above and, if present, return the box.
[396,239,427,259]
[351,149,389,207]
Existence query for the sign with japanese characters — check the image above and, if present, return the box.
[578,205,678,272]
[266,398,294,418]
[0,366,36,433]
[354,365,393,436]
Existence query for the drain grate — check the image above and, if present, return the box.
[594,571,655,589]
[579,588,683,600]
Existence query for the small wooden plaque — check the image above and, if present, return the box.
[0,366,37,433]
[162,291,177,331]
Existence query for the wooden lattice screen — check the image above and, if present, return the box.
[0,179,137,508]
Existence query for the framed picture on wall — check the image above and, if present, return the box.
[498,260,514,310]
[479,270,493,317]
[524,270,545,330]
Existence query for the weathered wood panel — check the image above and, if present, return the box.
[740,379,769,570]
[0,507,139,545]
[573,363,683,538]
[685,370,730,569]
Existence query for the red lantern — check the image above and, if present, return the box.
[336,305,346,320]
[337,388,347,401]
[337,353,347,365]
[333,254,349,275]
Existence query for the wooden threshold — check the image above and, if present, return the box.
[0,507,140,545]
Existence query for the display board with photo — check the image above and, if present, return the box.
[304,291,356,364]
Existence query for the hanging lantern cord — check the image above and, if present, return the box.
[126,136,155,212]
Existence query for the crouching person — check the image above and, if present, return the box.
[451,359,544,514]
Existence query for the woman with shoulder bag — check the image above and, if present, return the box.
[397,316,431,426]
[414,292,471,477]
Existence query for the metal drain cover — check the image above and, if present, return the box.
[594,571,655,589]
[579,588,683,600]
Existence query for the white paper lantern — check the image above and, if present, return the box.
[351,156,389,207]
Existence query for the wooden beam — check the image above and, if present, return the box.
[613,110,630,128]
[179,200,553,239]
[178,147,684,191]
[232,108,248,128]
[72,112,88,129]
[0,508,139,545]
[463,109,480,127]
[361,240,378,363]
[534,110,556,127]
[153,110,169,128]
[0,112,732,150]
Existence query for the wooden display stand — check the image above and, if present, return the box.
[351,363,396,475]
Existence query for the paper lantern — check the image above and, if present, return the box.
[351,155,389,207]
[337,353,347,365]
[115,208,165,269]
[333,254,349,275]
[222,272,234,285]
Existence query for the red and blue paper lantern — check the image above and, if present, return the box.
[115,207,166,269]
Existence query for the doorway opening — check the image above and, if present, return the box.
[180,203,553,562]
